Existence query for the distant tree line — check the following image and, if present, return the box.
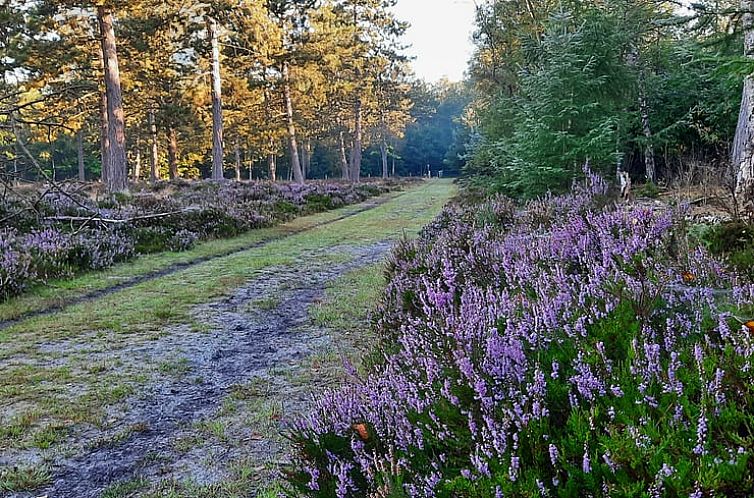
[0,0,452,192]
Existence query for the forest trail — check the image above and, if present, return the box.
[0,192,398,333]
[0,180,456,498]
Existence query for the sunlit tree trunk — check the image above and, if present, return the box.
[133,134,141,181]
[208,17,224,180]
[300,138,311,179]
[168,127,178,180]
[283,62,304,184]
[149,110,160,182]
[234,139,242,181]
[97,6,128,193]
[77,129,86,181]
[268,137,277,181]
[99,78,109,184]
[339,130,350,181]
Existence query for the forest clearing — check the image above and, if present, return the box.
[3,0,754,497]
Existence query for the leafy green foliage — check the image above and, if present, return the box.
[467,8,632,197]
[465,1,744,197]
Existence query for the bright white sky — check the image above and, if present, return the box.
[393,0,477,83]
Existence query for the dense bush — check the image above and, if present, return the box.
[285,174,754,497]
[0,179,408,301]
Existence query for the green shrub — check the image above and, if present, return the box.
[636,182,661,199]
[304,193,336,212]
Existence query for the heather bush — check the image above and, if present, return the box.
[69,229,135,270]
[22,228,74,280]
[0,230,33,300]
[0,179,408,301]
[285,175,754,497]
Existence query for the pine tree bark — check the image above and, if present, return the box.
[339,130,350,180]
[99,82,109,184]
[97,6,128,193]
[733,0,754,213]
[282,61,304,184]
[207,17,225,180]
[350,98,363,182]
[77,129,86,181]
[168,127,178,179]
[149,110,160,182]
[234,139,242,181]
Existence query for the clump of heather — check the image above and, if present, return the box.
[0,230,33,299]
[0,179,408,301]
[285,175,754,497]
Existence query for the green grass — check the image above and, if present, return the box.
[311,261,386,333]
[0,464,51,493]
[0,179,456,490]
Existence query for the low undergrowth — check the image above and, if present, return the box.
[284,173,754,497]
[692,221,754,282]
[0,179,408,301]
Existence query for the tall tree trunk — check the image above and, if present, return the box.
[380,137,389,179]
[77,129,86,181]
[391,156,395,177]
[639,72,656,183]
[99,81,109,184]
[149,110,160,182]
[268,154,276,181]
[350,98,362,182]
[168,127,178,179]
[134,134,141,181]
[300,138,311,179]
[305,138,312,178]
[299,143,306,179]
[268,137,277,182]
[734,0,754,212]
[339,130,350,180]
[234,139,242,181]
[282,62,304,184]
[208,17,224,180]
[97,6,128,193]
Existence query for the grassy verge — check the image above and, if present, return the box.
[0,180,456,489]
[0,191,403,323]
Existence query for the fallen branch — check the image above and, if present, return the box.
[46,207,201,225]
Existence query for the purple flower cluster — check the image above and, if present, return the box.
[0,230,32,299]
[286,174,754,496]
[0,227,136,298]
